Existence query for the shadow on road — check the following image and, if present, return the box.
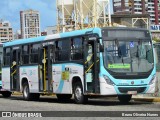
[0,95,153,106]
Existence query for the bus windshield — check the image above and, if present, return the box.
[101,28,154,75]
[103,40,154,73]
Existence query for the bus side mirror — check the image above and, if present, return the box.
[100,44,104,52]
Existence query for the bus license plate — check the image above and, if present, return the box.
[127,91,137,95]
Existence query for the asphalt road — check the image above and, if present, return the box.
[0,95,159,120]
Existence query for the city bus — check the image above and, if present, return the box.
[1,27,156,103]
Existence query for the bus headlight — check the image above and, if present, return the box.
[149,75,156,85]
[103,75,115,86]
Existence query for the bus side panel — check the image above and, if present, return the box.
[2,67,10,91]
[52,64,83,94]
[20,66,39,93]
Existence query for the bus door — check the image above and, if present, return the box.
[39,44,54,93]
[10,48,20,91]
[84,38,100,94]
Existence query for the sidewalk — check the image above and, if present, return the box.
[132,96,160,102]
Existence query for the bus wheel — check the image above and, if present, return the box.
[73,82,88,104]
[56,94,72,101]
[23,82,33,101]
[2,91,12,98]
[118,95,132,103]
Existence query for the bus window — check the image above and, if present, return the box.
[55,41,62,61]
[71,37,83,60]
[4,48,10,66]
[22,45,29,64]
[30,44,40,63]
[55,39,70,61]
[50,45,55,63]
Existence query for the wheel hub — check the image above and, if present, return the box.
[75,87,82,100]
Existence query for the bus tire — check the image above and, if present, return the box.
[73,82,88,104]
[56,94,72,101]
[118,95,132,103]
[2,91,12,98]
[23,82,33,101]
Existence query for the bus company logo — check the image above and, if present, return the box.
[131,81,134,85]
[2,112,11,117]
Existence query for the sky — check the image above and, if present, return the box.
[0,0,56,32]
[0,0,113,33]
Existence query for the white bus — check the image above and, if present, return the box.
[1,27,156,104]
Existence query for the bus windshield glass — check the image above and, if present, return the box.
[102,28,154,74]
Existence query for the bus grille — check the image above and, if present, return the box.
[118,87,146,94]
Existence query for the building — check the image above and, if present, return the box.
[20,9,41,39]
[14,30,21,39]
[148,0,160,25]
[0,20,13,42]
[41,26,57,36]
[45,26,57,35]
[111,14,150,29]
[113,0,148,14]
[113,0,160,25]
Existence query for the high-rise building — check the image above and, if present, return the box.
[113,0,148,14]
[113,0,160,25]
[0,20,13,42]
[148,0,160,25]
[20,9,41,39]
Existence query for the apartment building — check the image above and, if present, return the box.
[20,9,41,39]
[113,0,160,25]
[0,20,13,42]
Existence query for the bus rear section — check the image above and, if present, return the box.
[99,27,156,103]
[0,43,12,97]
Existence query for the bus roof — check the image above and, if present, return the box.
[3,27,148,47]
[3,28,101,47]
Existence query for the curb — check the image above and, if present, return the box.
[12,92,22,95]
[133,97,160,102]
[12,92,56,96]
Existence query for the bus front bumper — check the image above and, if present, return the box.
[115,84,155,95]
